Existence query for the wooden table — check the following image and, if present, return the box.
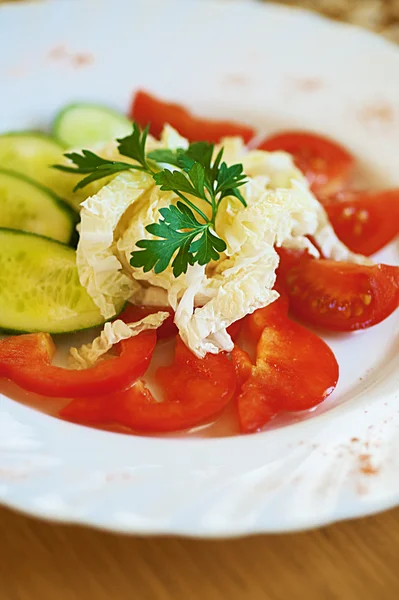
[1,505,399,599]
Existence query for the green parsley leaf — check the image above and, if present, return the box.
[53,150,135,191]
[228,186,247,206]
[190,227,227,266]
[185,141,214,172]
[210,147,224,183]
[154,169,200,197]
[147,148,184,167]
[187,163,206,198]
[58,150,115,172]
[117,123,153,170]
[148,142,215,175]
[130,201,226,277]
[216,162,246,194]
[130,201,222,277]
[55,121,249,276]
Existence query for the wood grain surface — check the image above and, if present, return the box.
[1,505,399,599]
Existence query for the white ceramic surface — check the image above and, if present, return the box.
[0,0,399,536]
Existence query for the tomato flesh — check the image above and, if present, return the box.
[61,338,236,432]
[258,131,354,194]
[245,295,289,342]
[285,259,399,331]
[232,303,339,433]
[275,246,316,294]
[130,90,255,143]
[0,331,156,397]
[227,317,246,342]
[322,190,399,256]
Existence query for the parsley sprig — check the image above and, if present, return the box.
[54,124,155,190]
[54,124,248,277]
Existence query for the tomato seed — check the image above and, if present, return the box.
[361,294,372,306]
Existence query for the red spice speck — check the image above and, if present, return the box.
[47,46,94,69]
[224,74,250,87]
[351,437,360,443]
[72,53,94,68]
[289,77,324,92]
[48,45,68,60]
[358,101,395,125]
[359,453,379,476]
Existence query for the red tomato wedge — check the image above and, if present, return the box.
[245,295,289,342]
[275,246,316,293]
[119,304,177,340]
[61,338,236,432]
[0,331,156,398]
[227,317,246,342]
[232,346,253,388]
[130,90,255,144]
[258,131,354,194]
[232,302,339,433]
[321,190,399,256]
[285,259,399,331]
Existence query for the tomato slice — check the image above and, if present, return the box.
[232,346,253,388]
[232,305,339,433]
[321,190,399,256]
[227,317,247,342]
[119,304,177,339]
[0,331,156,397]
[274,246,316,294]
[130,90,255,144]
[245,296,289,342]
[61,338,236,432]
[285,259,399,331]
[258,131,354,194]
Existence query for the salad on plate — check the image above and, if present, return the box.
[0,90,398,435]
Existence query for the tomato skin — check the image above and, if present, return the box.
[285,259,399,331]
[130,90,255,143]
[321,190,399,256]
[258,131,354,194]
[0,331,156,397]
[61,338,236,432]
[232,306,339,433]
[119,304,177,339]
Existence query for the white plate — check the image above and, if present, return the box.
[0,0,399,536]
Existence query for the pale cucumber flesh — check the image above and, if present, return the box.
[0,132,87,209]
[53,103,132,148]
[0,229,108,334]
[0,169,77,244]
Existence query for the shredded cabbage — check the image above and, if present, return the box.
[69,311,169,369]
[76,125,372,359]
[76,170,154,319]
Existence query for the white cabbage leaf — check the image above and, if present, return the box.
[69,311,170,369]
[76,126,372,359]
[77,170,154,319]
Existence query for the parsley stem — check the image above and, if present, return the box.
[209,191,217,224]
[174,191,210,223]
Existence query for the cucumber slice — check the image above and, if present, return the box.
[0,229,109,334]
[0,132,84,209]
[0,169,77,244]
[52,103,132,148]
